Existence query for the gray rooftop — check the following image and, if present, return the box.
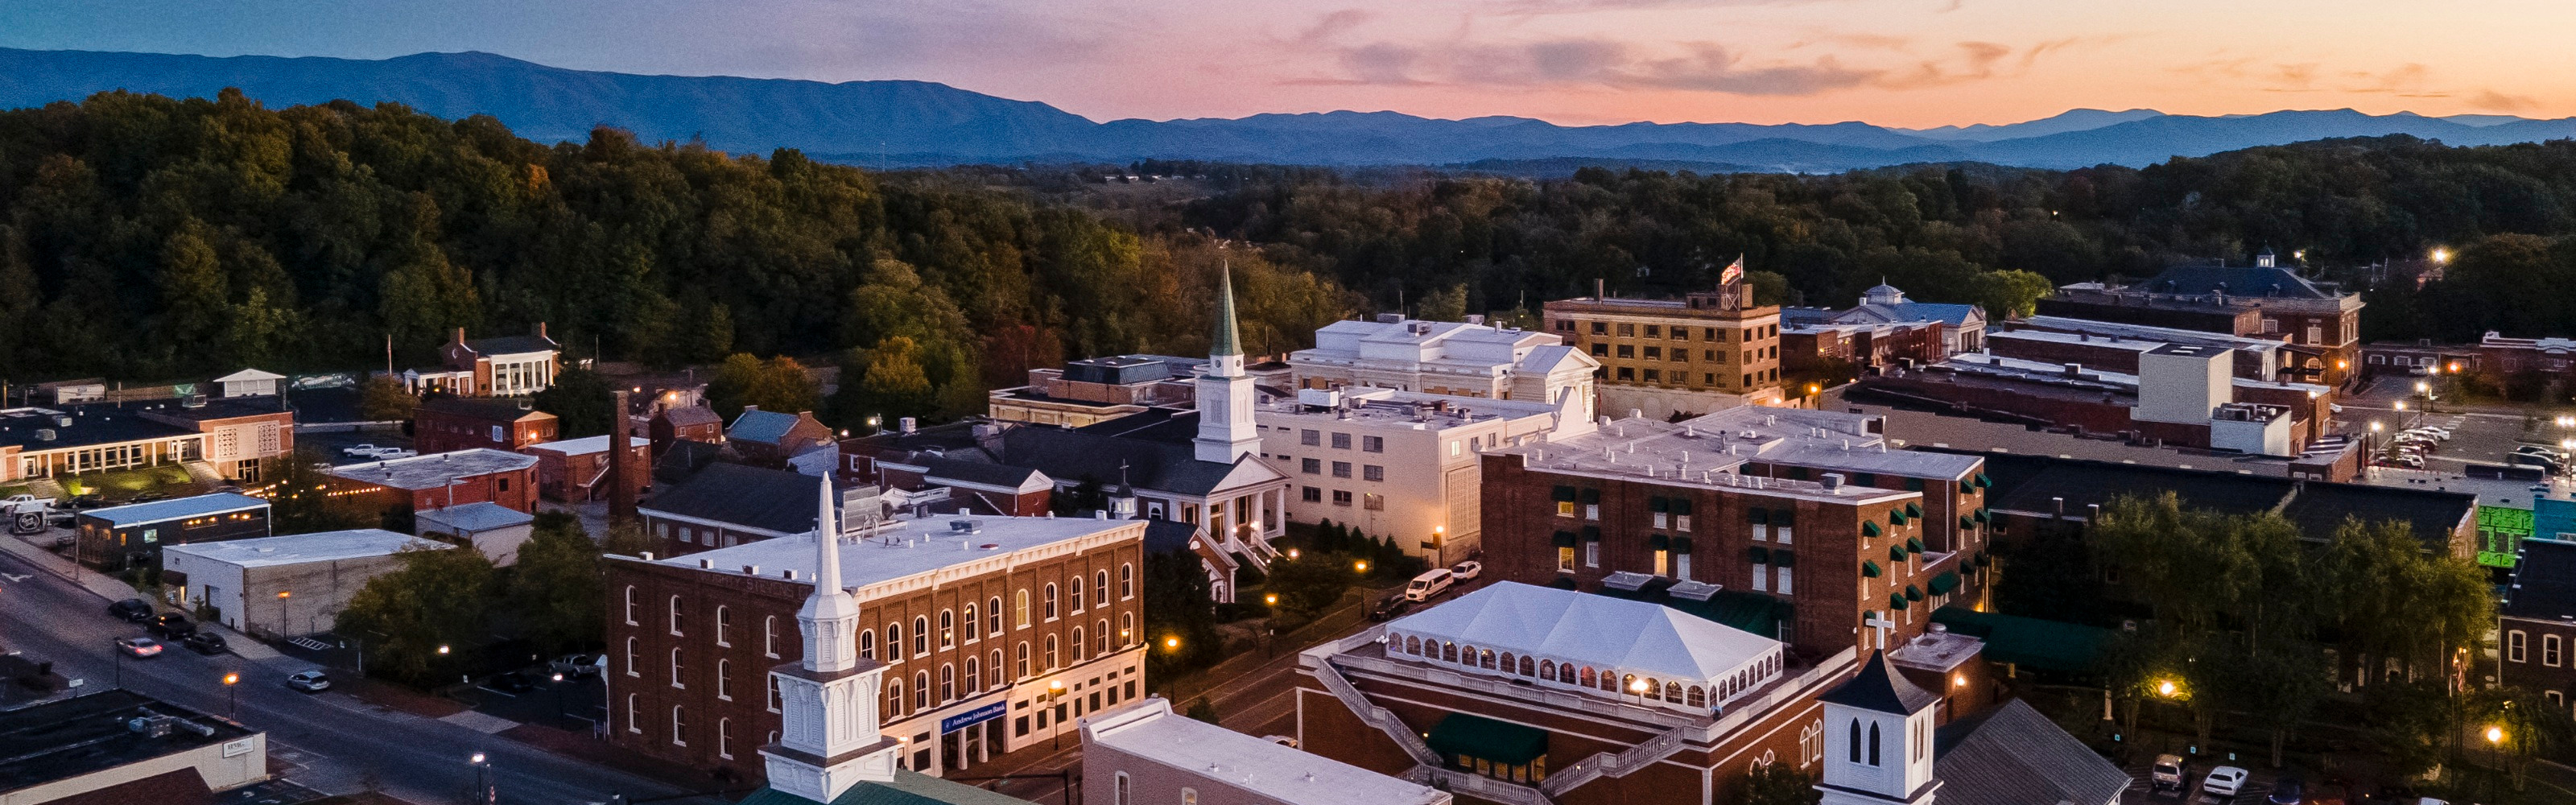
[326,448,539,490]
[1259,387,1561,428]
[1934,698,2132,805]
[1084,700,1449,805]
[0,689,260,791]
[645,514,1139,592]
[415,502,537,533]
[162,528,448,568]
[1491,406,1982,499]
[82,493,269,527]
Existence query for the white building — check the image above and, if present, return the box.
[414,502,537,566]
[1081,697,1449,805]
[162,529,452,637]
[1291,315,1598,408]
[1258,387,1594,564]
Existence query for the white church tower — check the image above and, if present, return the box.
[760,474,902,803]
[1194,263,1262,464]
[1815,650,1942,805]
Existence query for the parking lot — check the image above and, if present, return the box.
[293,429,415,467]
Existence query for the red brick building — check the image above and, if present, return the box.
[323,449,541,515]
[2038,254,2365,388]
[649,406,725,457]
[412,396,559,455]
[523,435,651,503]
[605,513,1149,782]
[2504,540,2576,709]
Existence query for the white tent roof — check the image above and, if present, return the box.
[212,368,287,382]
[1385,581,1777,684]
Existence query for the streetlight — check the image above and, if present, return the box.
[2156,679,2178,698]
[276,591,292,638]
[551,672,568,720]
[469,752,493,805]
[2432,247,2452,265]
[1264,593,1278,607]
[222,672,240,717]
[2487,724,2505,745]
[1353,560,1368,576]
[1048,680,1067,751]
[1286,548,1299,560]
[1162,637,1179,651]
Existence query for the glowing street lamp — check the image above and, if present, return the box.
[1354,560,1368,575]
[222,672,240,716]
[2156,679,2178,698]
[1163,636,1180,651]
[2432,247,2452,265]
[2487,724,2506,745]
[1264,593,1278,606]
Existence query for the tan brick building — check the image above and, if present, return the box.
[1544,282,1785,419]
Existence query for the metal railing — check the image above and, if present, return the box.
[1309,656,1441,767]
[1538,723,1687,797]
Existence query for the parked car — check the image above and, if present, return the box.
[374,448,417,459]
[182,631,228,654]
[341,444,385,458]
[2203,766,2250,797]
[548,654,604,678]
[147,613,196,638]
[285,670,332,692]
[1449,560,1484,581]
[2268,777,2305,805]
[2150,754,2188,795]
[1402,568,1456,602]
[107,598,154,622]
[114,637,163,658]
[1366,594,1414,621]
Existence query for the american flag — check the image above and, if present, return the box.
[1718,255,1744,286]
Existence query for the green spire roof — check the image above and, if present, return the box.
[1211,262,1243,357]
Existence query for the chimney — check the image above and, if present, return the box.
[537,321,550,340]
[609,390,638,528]
[453,327,467,345]
[1596,278,1606,299]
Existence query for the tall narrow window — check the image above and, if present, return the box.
[764,616,779,658]
[1017,642,1032,678]
[961,604,979,643]
[627,694,641,733]
[1044,584,1060,620]
[716,659,732,700]
[670,648,685,688]
[719,717,734,759]
[668,596,684,635]
[1015,589,1031,627]
[913,615,931,656]
[989,597,1005,636]
[1120,564,1134,598]
[715,606,732,646]
[1046,634,1061,670]
[1867,721,1881,766]
[940,663,956,703]
[1072,626,1088,662]
[990,649,1006,688]
[967,656,982,691]
[1847,719,1860,762]
[861,628,877,660]
[623,586,637,625]
[1096,571,1111,609]
[767,675,781,712]
[671,706,687,746]
[914,671,929,709]
[1097,618,1111,656]
[1071,579,1085,613]
[625,638,638,676]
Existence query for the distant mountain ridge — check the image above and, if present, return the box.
[6,47,2576,172]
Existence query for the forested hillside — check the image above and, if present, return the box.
[0,90,1353,419]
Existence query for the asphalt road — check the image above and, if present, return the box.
[0,547,716,805]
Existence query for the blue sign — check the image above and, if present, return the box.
[941,701,1007,733]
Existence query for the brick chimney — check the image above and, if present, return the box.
[609,389,638,527]
[452,327,468,346]
[537,321,549,341]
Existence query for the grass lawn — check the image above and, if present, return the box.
[55,464,201,500]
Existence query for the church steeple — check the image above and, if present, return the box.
[760,474,901,803]
[1195,262,1261,464]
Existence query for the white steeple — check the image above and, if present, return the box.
[1815,651,1942,805]
[760,474,901,803]
[1195,262,1262,464]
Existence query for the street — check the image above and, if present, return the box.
[0,543,718,805]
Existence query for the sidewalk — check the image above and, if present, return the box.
[1,531,151,605]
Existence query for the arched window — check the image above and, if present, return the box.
[1540,660,1556,680]
[860,627,877,660]
[990,649,1006,688]
[1406,636,1423,655]
[1601,673,1618,693]
[1116,771,1130,805]
[1017,642,1032,678]
[989,597,1005,635]
[1480,650,1496,670]
[668,596,684,634]
[625,638,638,676]
[1120,563,1134,598]
[1643,678,1660,700]
[1070,577,1085,613]
[1442,642,1458,662]
[766,675,780,712]
[1015,590,1031,627]
[966,656,982,692]
[1046,634,1061,670]
[1687,686,1707,708]
[1519,655,1536,676]
[1848,719,1861,762]
[719,717,734,759]
[939,663,955,703]
[912,616,931,656]
[1121,613,1135,646]
[671,706,687,746]
[887,678,905,716]
[1868,721,1881,766]
[1044,584,1060,620]
[670,648,685,688]
[1500,652,1516,671]
[623,586,637,625]
[1579,666,1596,687]
[716,659,733,700]
[1072,626,1088,662]
[939,609,956,649]
[913,670,929,709]
[764,615,779,658]
[1096,618,1110,656]
[886,623,903,661]
[626,694,641,733]
[961,604,979,643]
[715,605,732,646]
[1096,570,1111,608]
[1666,682,1682,701]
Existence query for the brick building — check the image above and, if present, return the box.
[523,434,651,503]
[987,355,1204,429]
[2502,539,2576,710]
[411,396,559,455]
[650,406,725,456]
[728,408,837,469]
[1543,279,1784,417]
[605,500,1149,782]
[323,449,540,515]
[396,325,563,396]
[1,395,294,485]
[641,463,844,555]
[2038,252,2364,387]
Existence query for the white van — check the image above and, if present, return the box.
[1403,568,1455,601]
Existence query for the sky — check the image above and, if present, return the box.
[4,0,2573,128]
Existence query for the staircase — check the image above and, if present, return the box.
[1538,723,1690,798]
[1311,657,1441,767]
[16,477,65,502]
[180,460,226,487]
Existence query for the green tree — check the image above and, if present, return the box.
[1142,551,1220,681]
[357,375,418,423]
[833,338,938,424]
[1416,283,1468,321]
[335,543,499,685]
[1264,554,1353,619]
[507,513,607,654]
[266,449,373,535]
[1969,269,2056,320]
[1744,270,1795,307]
[159,220,232,369]
[375,196,481,356]
[1740,762,1821,805]
[531,365,617,438]
[707,353,823,420]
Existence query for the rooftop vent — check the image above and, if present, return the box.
[948,519,982,534]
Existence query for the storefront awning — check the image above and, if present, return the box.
[1426,713,1548,766]
[1551,530,1576,547]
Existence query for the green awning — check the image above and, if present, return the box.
[1662,589,1792,639]
[1905,502,1922,518]
[1905,537,1926,554]
[1862,521,1881,537]
[1974,551,1992,568]
[1748,508,1769,525]
[1960,515,1976,530]
[1889,510,1909,526]
[1861,560,1881,577]
[1748,546,1772,564]
[1973,508,1990,523]
[1649,496,1670,513]
[1771,549,1794,568]
[1551,530,1577,547]
[1974,473,1992,488]
[1671,498,1694,515]
[1934,607,2111,674]
[1579,488,1600,505]
[1551,485,1577,502]
[1889,544,1908,561]
[1905,585,1922,601]
[1649,534,1670,550]
[1889,592,1909,610]
[1426,713,1548,766]
[1673,536,1693,554]
[1928,571,1959,595]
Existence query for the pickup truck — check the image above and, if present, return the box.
[0,494,56,514]
[341,444,386,458]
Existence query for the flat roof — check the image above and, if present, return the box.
[0,689,258,792]
[82,493,269,527]
[0,405,194,451]
[1489,406,1980,499]
[1085,700,1448,805]
[646,514,1138,592]
[415,502,537,533]
[326,449,538,490]
[1258,387,1560,428]
[526,435,631,456]
[162,529,448,568]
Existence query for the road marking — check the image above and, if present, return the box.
[1,573,27,582]
[438,709,520,733]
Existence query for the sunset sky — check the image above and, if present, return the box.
[5,0,2570,128]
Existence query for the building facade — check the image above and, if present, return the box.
[324,449,541,515]
[1081,697,1451,805]
[73,493,272,572]
[524,434,651,503]
[162,529,452,638]
[2500,539,2576,708]
[2038,253,2364,387]
[606,509,1150,783]
[1291,315,1597,406]
[1257,387,1593,564]
[1544,283,1785,419]
[399,325,564,396]
[0,396,293,484]
[413,397,559,455]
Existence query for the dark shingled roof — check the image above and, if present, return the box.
[0,404,192,451]
[642,462,822,536]
[1920,448,2472,554]
[464,334,559,355]
[1142,519,1203,554]
[1002,421,1242,497]
[654,439,732,485]
[2139,263,2337,299]
[906,454,1043,489]
[2505,539,2576,621]
[658,406,723,427]
[1819,650,1939,715]
[1934,698,2131,805]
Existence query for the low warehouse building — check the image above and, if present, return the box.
[0,690,267,805]
[72,493,270,572]
[161,529,452,638]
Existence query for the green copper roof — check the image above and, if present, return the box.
[1211,263,1244,357]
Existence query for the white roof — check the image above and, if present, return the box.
[162,529,451,568]
[648,514,1140,595]
[211,368,287,383]
[1084,699,1449,805]
[326,448,539,490]
[1385,582,1778,684]
[526,434,624,456]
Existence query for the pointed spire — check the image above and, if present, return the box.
[1211,260,1243,358]
[799,472,858,674]
[813,473,842,596]
[1819,650,1939,714]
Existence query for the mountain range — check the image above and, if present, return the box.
[8,47,2576,173]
